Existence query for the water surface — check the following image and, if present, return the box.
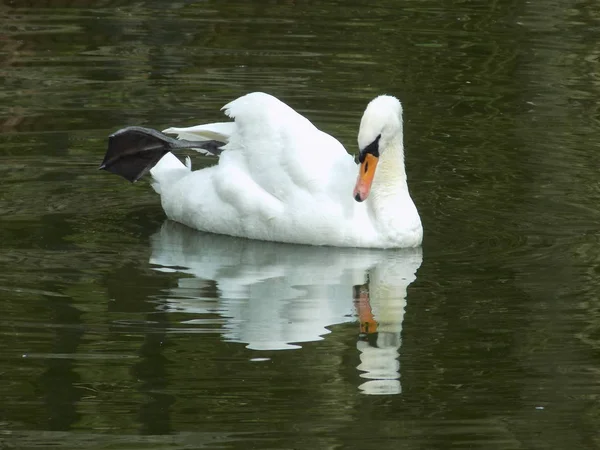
[2,0,600,449]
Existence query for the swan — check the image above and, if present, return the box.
[100,92,422,248]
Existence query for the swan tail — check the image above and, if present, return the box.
[149,153,191,194]
[100,126,224,183]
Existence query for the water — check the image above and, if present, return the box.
[2,0,600,448]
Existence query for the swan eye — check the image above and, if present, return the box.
[356,134,381,164]
[361,134,381,158]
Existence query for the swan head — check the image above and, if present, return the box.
[353,95,403,202]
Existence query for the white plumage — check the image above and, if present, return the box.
[149,92,422,248]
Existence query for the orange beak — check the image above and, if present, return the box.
[353,153,379,202]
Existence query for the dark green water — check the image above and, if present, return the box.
[2,0,600,448]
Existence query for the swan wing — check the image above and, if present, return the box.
[163,122,235,145]
[220,92,356,201]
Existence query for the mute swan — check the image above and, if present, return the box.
[100,92,422,248]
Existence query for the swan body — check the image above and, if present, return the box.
[104,92,422,248]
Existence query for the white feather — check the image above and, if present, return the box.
[163,122,234,144]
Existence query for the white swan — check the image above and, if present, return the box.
[100,92,422,248]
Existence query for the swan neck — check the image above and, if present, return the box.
[375,139,407,187]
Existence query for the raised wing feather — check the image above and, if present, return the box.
[220,92,356,202]
[163,122,235,155]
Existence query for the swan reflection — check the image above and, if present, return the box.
[150,221,422,394]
